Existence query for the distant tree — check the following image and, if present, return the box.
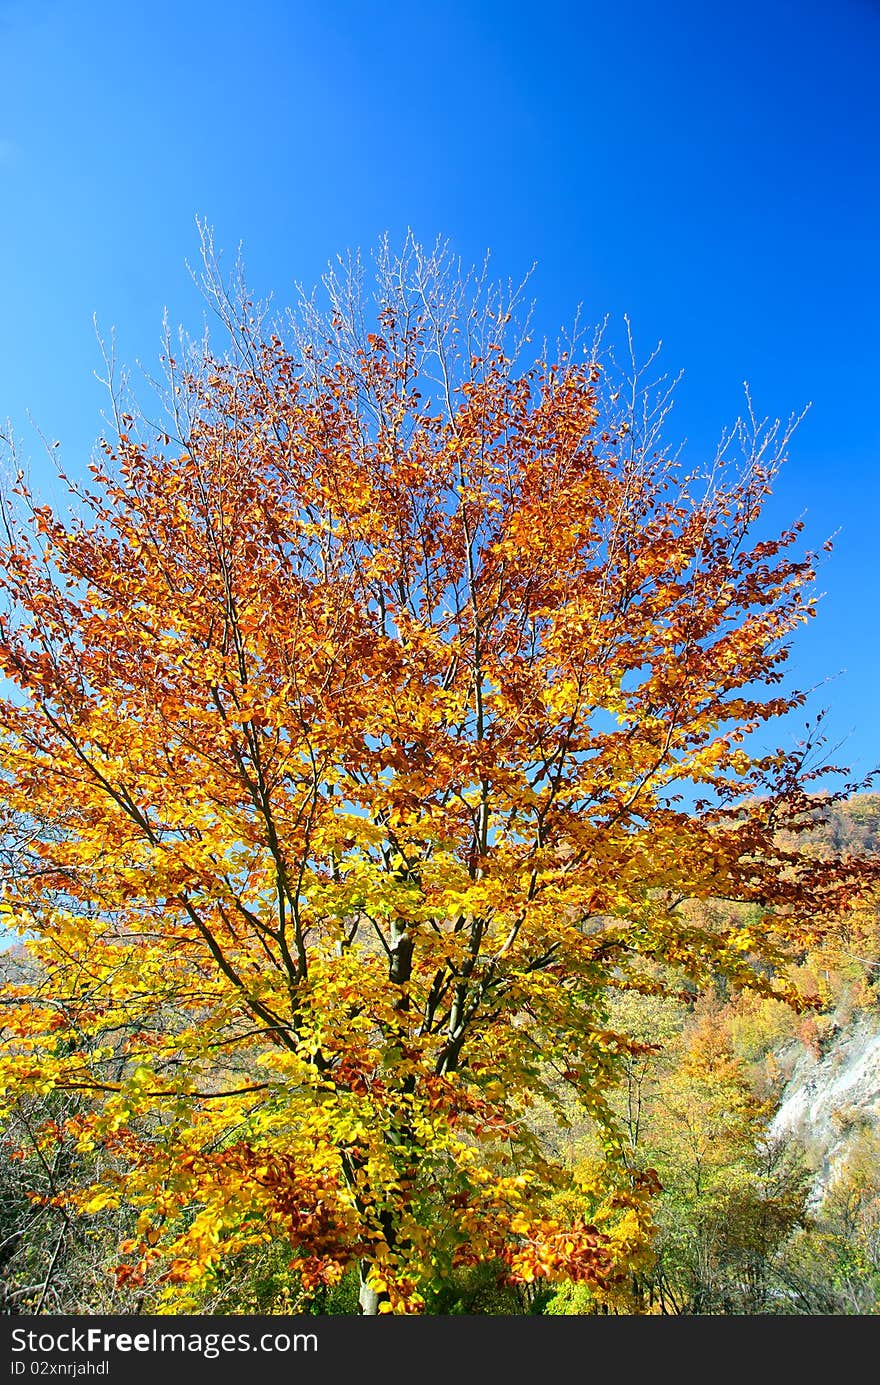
[637,1007,812,1313]
[0,234,873,1312]
[782,1130,880,1313]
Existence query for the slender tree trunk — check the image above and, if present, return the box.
[358,1264,382,1315]
[356,917,413,1314]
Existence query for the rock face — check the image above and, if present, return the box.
[769,1015,880,1203]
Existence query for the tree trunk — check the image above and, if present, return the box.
[358,1263,382,1314]
[356,917,412,1315]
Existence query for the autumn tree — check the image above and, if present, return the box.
[638,1005,811,1314]
[0,234,873,1313]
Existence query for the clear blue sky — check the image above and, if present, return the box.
[1,0,878,782]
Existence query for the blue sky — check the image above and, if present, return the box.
[1,0,878,782]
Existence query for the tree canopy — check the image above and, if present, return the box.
[0,236,873,1313]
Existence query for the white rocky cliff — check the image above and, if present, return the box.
[769,1014,880,1202]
